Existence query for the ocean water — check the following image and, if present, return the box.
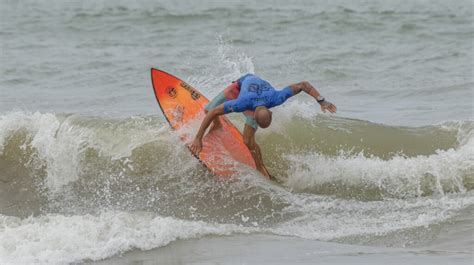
[0,0,473,264]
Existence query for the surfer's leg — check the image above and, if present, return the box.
[204,91,226,130]
[244,115,258,131]
[242,123,272,179]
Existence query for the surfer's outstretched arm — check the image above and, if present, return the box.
[289,81,337,113]
[189,104,225,155]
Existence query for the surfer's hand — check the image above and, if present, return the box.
[189,138,203,156]
[320,101,337,113]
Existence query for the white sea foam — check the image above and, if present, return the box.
[1,194,471,264]
[0,111,169,192]
[0,211,255,264]
[0,112,92,192]
[272,194,474,240]
[284,132,473,197]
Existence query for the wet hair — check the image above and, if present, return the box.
[255,107,272,128]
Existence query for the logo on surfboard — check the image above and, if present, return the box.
[166,87,178,98]
[180,81,201,100]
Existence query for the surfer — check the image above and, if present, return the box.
[189,74,337,178]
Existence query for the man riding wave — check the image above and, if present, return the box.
[189,74,337,179]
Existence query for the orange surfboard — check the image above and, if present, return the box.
[151,68,257,178]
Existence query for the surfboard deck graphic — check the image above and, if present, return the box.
[151,68,258,178]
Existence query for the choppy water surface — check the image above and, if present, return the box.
[0,0,473,263]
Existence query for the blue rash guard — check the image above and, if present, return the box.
[223,74,294,114]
